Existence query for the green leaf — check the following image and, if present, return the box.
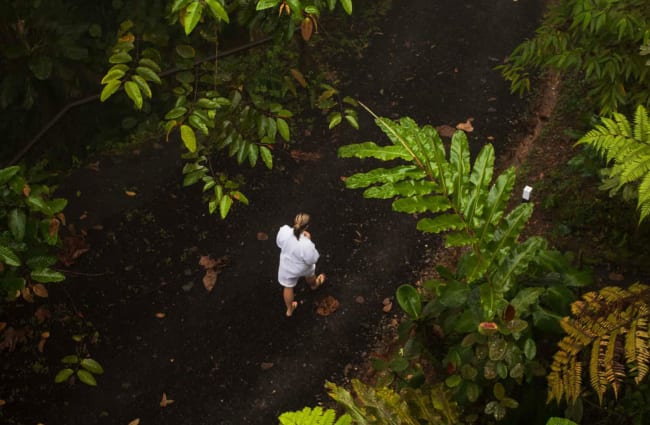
[124,81,143,110]
[392,195,451,214]
[345,114,359,130]
[26,196,52,215]
[100,80,121,102]
[276,118,290,141]
[138,57,161,72]
[184,1,203,35]
[48,198,67,214]
[339,0,352,14]
[329,112,342,129]
[108,51,132,64]
[0,245,21,267]
[61,355,79,364]
[205,0,230,22]
[26,255,57,270]
[450,130,470,208]
[344,166,425,189]
[523,338,536,360]
[80,358,104,375]
[260,146,273,169]
[77,369,97,386]
[54,368,74,383]
[171,0,192,13]
[135,66,162,84]
[131,75,152,99]
[165,106,188,120]
[338,142,410,161]
[248,144,259,167]
[219,195,233,218]
[100,68,125,84]
[256,0,280,10]
[8,208,26,241]
[31,268,65,283]
[396,284,422,319]
[444,231,476,248]
[181,125,197,152]
[445,374,462,388]
[417,215,465,233]
[0,166,20,185]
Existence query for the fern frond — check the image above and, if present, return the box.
[278,406,350,425]
[637,173,650,222]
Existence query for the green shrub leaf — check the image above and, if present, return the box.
[54,368,74,383]
[396,284,422,319]
[77,369,97,386]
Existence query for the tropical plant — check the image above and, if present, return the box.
[576,104,650,223]
[0,164,66,300]
[498,0,650,115]
[338,105,589,421]
[547,283,650,405]
[278,406,351,425]
[326,379,459,425]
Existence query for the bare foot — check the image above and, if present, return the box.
[286,301,298,317]
[309,273,326,290]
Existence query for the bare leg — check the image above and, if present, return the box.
[283,287,297,316]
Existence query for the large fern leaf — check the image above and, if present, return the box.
[278,406,351,425]
[577,104,650,223]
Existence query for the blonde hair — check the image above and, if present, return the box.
[293,212,310,239]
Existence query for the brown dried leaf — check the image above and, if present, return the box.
[382,302,393,313]
[456,117,474,132]
[37,337,47,353]
[0,399,5,406]
[48,218,60,237]
[21,287,34,303]
[315,296,340,316]
[34,306,51,323]
[290,150,322,162]
[435,124,456,138]
[301,17,313,41]
[203,269,218,292]
[155,312,166,319]
[199,255,218,269]
[128,419,140,425]
[382,297,392,305]
[160,392,174,407]
[256,232,269,241]
[56,212,66,226]
[22,183,31,197]
[125,190,137,197]
[0,326,30,352]
[32,283,48,298]
[260,362,274,370]
[59,235,90,267]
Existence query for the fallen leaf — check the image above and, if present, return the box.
[0,399,5,406]
[59,235,90,267]
[41,331,50,339]
[0,326,30,352]
[290,150,322,162]
[34,307,51,323]
[23,183,31,197]
[87,161,100,171]
[256,232,269,241]
[79,212,88,220]
[260,362,274,370]
[32,283,48,298]
[435,124,456,138]
[125,190,136,197]
[0,322,6,332]
[382,297,392,305]
[48,218,60,237]
[456,117,474,132]
[382,302,393,313]
[203,269,218,292]
[56,212,66,225]
[21,287,34,303]
[487,135,495,141]
[128,419,140,425]
[340,176,347,182]
[199,255,218,269]
[290,69,307,88]
[315,296,340,316]
[155,312,166,319]
[160,392,174,407]
[38,337,47,353]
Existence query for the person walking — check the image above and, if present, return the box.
[276,212,326,317]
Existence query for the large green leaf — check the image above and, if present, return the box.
[124,80,143,109]
[364,180,437,199]
[464,144,495,223]
[392,195,450,214]
[490,203,534,258]
[184,1,203,35]
[77,369,97,386]
[260,146,273,169]
[219,195,233,218]
[338,142,410,161]
[344,166,425,189]
[205,0,229,22]
[417,215,465,234]
[8,208,26,241]
[476,167,515,244]
[100,80,121,102]
[48,198,67,214]
[449,131,470,208]
[339,0,352,15]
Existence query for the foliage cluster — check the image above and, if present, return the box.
[498,0,650,115]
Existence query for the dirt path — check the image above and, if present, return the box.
[4,1,544,424]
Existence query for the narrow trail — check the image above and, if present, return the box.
[6,1,544,424]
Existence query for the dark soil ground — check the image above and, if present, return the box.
[1,1,547,424]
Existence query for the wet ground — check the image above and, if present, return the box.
[1,1,544,424]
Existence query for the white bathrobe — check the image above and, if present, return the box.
[276,225,320,287]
